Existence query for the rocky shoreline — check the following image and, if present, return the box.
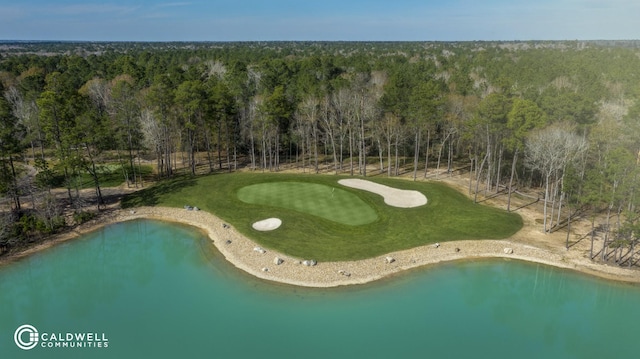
[3,206,638,287]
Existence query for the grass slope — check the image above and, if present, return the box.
[237,182,378,226]
[123,173,523,261]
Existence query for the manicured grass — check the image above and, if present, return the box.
[77,164,154,188]
[122,172,523,261]
[45,164,155,189]
[237,182,378,225]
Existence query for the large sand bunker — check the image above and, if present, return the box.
[252,218,282,231]
[338,179,427,208]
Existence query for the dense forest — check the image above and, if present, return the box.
[0,41,639,267]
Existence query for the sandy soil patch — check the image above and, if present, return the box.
[252,218,282,231]
[339,179,427,208]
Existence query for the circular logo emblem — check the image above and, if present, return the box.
[14,324,39,350]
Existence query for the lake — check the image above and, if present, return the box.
[1,219,638,359]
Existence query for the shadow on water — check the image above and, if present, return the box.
[121,176,197,208]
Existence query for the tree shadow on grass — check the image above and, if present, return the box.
[121,176,198,208]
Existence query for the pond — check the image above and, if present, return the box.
[1,219,638,359]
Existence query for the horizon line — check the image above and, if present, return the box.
[2,39,640,43]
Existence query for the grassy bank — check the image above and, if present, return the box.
[122,172,523,261]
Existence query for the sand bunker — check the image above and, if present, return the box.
[252,218,282,231]
[338,179,427,208]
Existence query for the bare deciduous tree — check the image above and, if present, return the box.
[525,123,587,232]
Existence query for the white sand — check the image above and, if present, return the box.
[339,179,427,208]
[252,218,282,231]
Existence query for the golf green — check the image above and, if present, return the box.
[237,182,378,226]
[122,173,523,261]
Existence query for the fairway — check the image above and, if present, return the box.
[122,173,523,261]
[237,182,378,226]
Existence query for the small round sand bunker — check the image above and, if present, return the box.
[252,218,282,231]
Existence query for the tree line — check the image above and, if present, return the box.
[0,41,638,266]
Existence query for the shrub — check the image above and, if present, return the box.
[73,211,95,225]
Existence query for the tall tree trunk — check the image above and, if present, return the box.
[448,136,453,175]
[468,153,475,195]
[329,130,338,174]
[394,136,400,176]
[387,136,392,177]
[590,218,595,259]
[205,131,214,173]
[349,127,354,176]
[275,132,280,172]
[602,203,613,261]
[226,123,232,173]
[436,131,452,180]
[136,149,144,187]
[507,149,518,212]
[116,149,129,188]
[377,138,384,173]
[495,145,503,193]
[360,106,367,177]
[217,123,223,170]
[413,129,420,181]
[84,145,104,209]
[543,172,551,233]
[127,128,138,187]
[423,129,430,178]
[474,152,488,203]
[555,188,565,231]
[565,204,572,249]
[549,176,558,231]
[313,129,319,174]
[602,181,618,261]
[8,155,21,211]
[249,128,256,170]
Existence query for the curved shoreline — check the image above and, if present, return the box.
[2,206,638,287]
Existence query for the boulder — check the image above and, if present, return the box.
[303,260,317,267]
[261,267,269,272]
[253,246,266,254]
[273,257,284,265]
[385,256,395,264]
[504,248,514,254]
[454,247,460,253]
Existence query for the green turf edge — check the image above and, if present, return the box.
[122,173,523,261]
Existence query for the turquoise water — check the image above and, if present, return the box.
[1,220,639,359]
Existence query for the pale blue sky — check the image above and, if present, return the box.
[0,0,638,41]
